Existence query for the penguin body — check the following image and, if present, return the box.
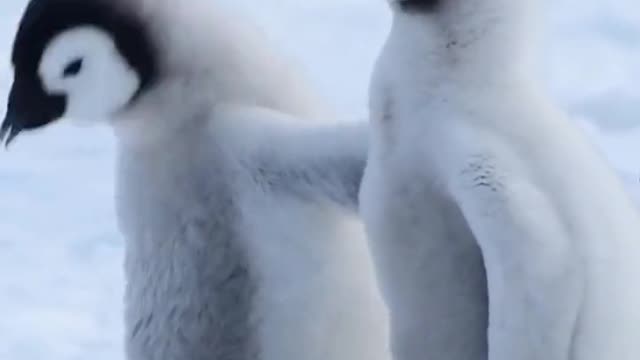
[363,1,640,359]
[3,1,390,359]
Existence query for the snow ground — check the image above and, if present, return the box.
[0,0,638,358]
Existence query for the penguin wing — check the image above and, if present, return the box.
[446,166,582,360]
[213,105,368,213]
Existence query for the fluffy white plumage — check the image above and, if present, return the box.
[114,2,391,359]
[118,105,390,360]
[7,0,391,359]
[365,1,640,360]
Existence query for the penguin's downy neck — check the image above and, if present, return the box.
[384,0,538,87]
[110,1,329,148]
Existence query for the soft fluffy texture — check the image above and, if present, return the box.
[3,0,390,359]
[102,1,390,359]
[1,0,639,359]
[365,1,640,360]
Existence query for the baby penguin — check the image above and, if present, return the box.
[363,1,640,360]
[360,2,488,360]
[2,0,390,359]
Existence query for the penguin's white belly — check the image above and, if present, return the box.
[240,192,390,360]
[359,146,488,360]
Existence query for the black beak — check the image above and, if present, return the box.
[0,108,22,147]
[1,77,66,147]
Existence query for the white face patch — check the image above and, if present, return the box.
[39,26,141,123]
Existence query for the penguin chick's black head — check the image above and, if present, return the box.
[396,0,441,13]
[1,0,158,146]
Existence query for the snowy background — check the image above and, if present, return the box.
[0,0,639,358]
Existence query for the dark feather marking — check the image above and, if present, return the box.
[130,313,154,340]
[461,154,502,193]
[397,0,441,13]
[131,319,144,340]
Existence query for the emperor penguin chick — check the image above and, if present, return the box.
[2,0,390,359]
[360,2,488,360]
[362,1,640,360]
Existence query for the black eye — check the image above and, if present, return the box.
[62,58,83,78]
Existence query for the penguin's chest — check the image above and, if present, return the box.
[362,112,486,306]
[363,120,447,245]
[118,172,258,360]
[361,148,474,284]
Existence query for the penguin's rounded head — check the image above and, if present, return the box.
[1,0,157,145]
